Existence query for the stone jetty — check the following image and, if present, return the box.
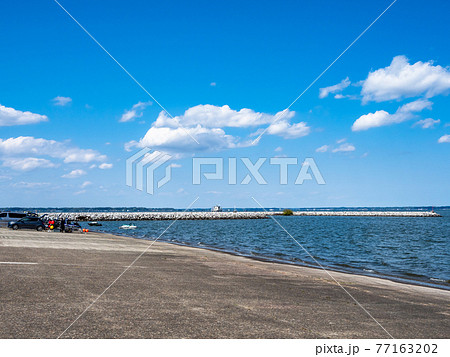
[47,211,269,221]
[44,210,441,221]
[286,211,441,217]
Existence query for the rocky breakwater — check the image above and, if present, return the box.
[275,211,441,217]
[48,211,269,221]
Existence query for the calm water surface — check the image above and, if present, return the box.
[86,208,450,289]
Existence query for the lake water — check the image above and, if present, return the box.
[84,208,450,289]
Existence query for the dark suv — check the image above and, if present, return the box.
[8,217,46,231]
[0,212,27,227]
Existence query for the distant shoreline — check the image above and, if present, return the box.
[1,206,449,213]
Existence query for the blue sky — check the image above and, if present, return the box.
[0,0,449,208]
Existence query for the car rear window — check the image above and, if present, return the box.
[10,213,26,218]
[0,213,6,218]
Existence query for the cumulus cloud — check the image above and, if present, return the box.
[0,105,48,126]
[62,169,87,178]
[332,143,356,153]
[316,145,329,153]
[352,99,432,131]
[99,163,113,169]
[413,118,440,129]
[438,134,450,143]
[133,104,309,153]
[52,96,72,106]
[0,136,107,163]
[319,77,351,99]
[153,105,294,129]
[3,157,56,171]
[361,56,450,103]
[140,125,237,152]
[120,101,152,122]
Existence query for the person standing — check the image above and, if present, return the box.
[60,218,65,233]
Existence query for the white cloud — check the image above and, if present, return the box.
[3,157,56,171]
[316,145,329,153]
[134,105,308,153]
[170,163,181,168]
[352,99,432,131]
[120,101,152,122]
[361,56,450,103]
[52,96,72,106]
[140,125,238,152]
[399,99,432,113]
[81,181,92,188]
[353,111,390,131]
[154,105,295,129]
[62,169,87,178]
[319,77,351,98]
[64,150,107,163]
[316,139,355,153]
[0,136,107,163]
[438,134,450,143]
[99,163,113,169]
[332,143,356,153]
[124,140,138,152]
[12,182,51,188]
[274,146,283,152]
[210,82,217,86]
[0,105,48,127]
[413,118,440,129]
[263,120,311,139]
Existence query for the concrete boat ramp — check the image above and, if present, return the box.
[0,229,448,338]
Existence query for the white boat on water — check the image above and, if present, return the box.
[120,224,137,230]
[88,221,102,226]
[211,205,222,212]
